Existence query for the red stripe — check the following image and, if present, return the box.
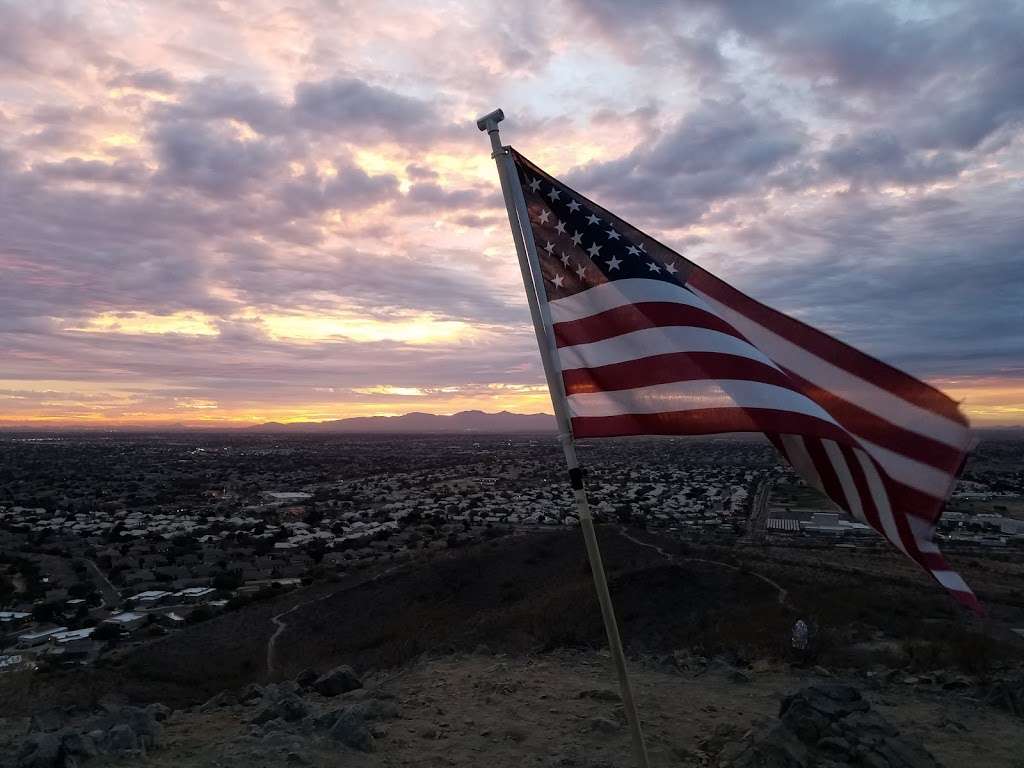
[561,352,794,395]
[687,268,968,426]
[840,443,884,534]
[553,302,743,348]
[802,437,850,511]
[782,368,965,475]
[571,407,853,442]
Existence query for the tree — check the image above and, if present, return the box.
[94,623,122,642]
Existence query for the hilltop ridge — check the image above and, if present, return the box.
[248,410,557,433]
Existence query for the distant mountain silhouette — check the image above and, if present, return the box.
[250,410,557,433]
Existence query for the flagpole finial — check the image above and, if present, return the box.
[476,108,504,132]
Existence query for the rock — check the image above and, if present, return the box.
[286,752,310,765]
[577,689,621,702]
[729,670,752,684]
[146,703,172,722]
[295,668,319,689]
[119,705,162,750]
[252,693,308,725]
[986,676,1024,718]
[329,711,375,752]
[60,732,97,759]
[106,724,139,755]
[588,717,620,734]
[312,665,363,697]
[28,709,65,734]
[239,683,265,704]
[348,698,401,721]
[721,683,941,768]
[17,733,62,768]
[370,724,388,738]
[200,690,238,712]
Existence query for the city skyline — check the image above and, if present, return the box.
[2,1,1022,427]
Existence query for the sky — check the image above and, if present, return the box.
[1,0,1022,427]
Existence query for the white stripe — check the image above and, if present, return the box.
[549,278,705,323]
[907,515,940,553]
[856,438,952,500]
[853,449,908,555]
[932,570,970,593]
[690,287,970,452]
[780,435,826,495]
[557,326,777,371]
[566,379,841,423]
[823,440,865,523]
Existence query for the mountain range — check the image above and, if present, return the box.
[249,410,557,433]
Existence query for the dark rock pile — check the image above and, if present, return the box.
[719,684,942,768]
[18,701,164,768]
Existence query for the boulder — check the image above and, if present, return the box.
[329,711,374,752]
[106,724,140,755]
[60,732,98,760]
[146,703,172,722]
[295,668,319,689]
[28,709,66,734]
[720,684,942,768]
[200,690,238,712]
[239,683,265,704]
[17,733,62,768]
[312,665,362,697]
[252,693,309,725]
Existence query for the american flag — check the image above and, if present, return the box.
[512,149,981,614]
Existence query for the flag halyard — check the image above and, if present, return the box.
[511,148,981,615]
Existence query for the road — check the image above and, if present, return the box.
[84,558,122,609]
[743,478,773,544]
[617,526,790,607]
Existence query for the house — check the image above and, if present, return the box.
[128,590,173,606]
[103,611,148,633]
[174,586,215,603]
[0,611,31,631]
[17,626,69,649]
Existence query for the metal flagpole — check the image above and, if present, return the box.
[477,108,651,768]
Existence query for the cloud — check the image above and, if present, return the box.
[571,98,805,224]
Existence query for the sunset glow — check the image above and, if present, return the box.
[1,1,1021,428]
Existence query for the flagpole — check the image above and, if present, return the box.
[478,108,651,768]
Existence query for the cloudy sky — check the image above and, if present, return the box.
[1,0,1021,427]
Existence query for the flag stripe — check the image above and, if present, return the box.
[566,379,842,426]
[562,351,792,395]
[553,301,744,348]
[558,325,777,372]
[570,407,856,441]
[687,269,969,426]
[549,277,705,323]
[782,368,964,474]
[692,286,970,451]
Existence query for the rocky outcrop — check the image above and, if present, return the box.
[719,684,941,768]
[18,703,164,767]
[311,665,362,697]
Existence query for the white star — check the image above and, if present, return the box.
[606,228,620,240]
[538,209,551,224]
[544,241,556,254]
[547,187,561,202]
[560,252,571,266]
[552,273,565,288]
[567,199,581,213]
[528,177,541,193]
[606,255,622,271]
[571,231,583,247]
[555,220,566,235]
[587,242,602,258]
[665,261,679,275]
[626,245,640,256]
[646,261,661,273]
[638,241,647,252]
[586,213,601,226]
[575,264,586,280]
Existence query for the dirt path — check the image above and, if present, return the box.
[617,527,791,607]
[265,564,404,676]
